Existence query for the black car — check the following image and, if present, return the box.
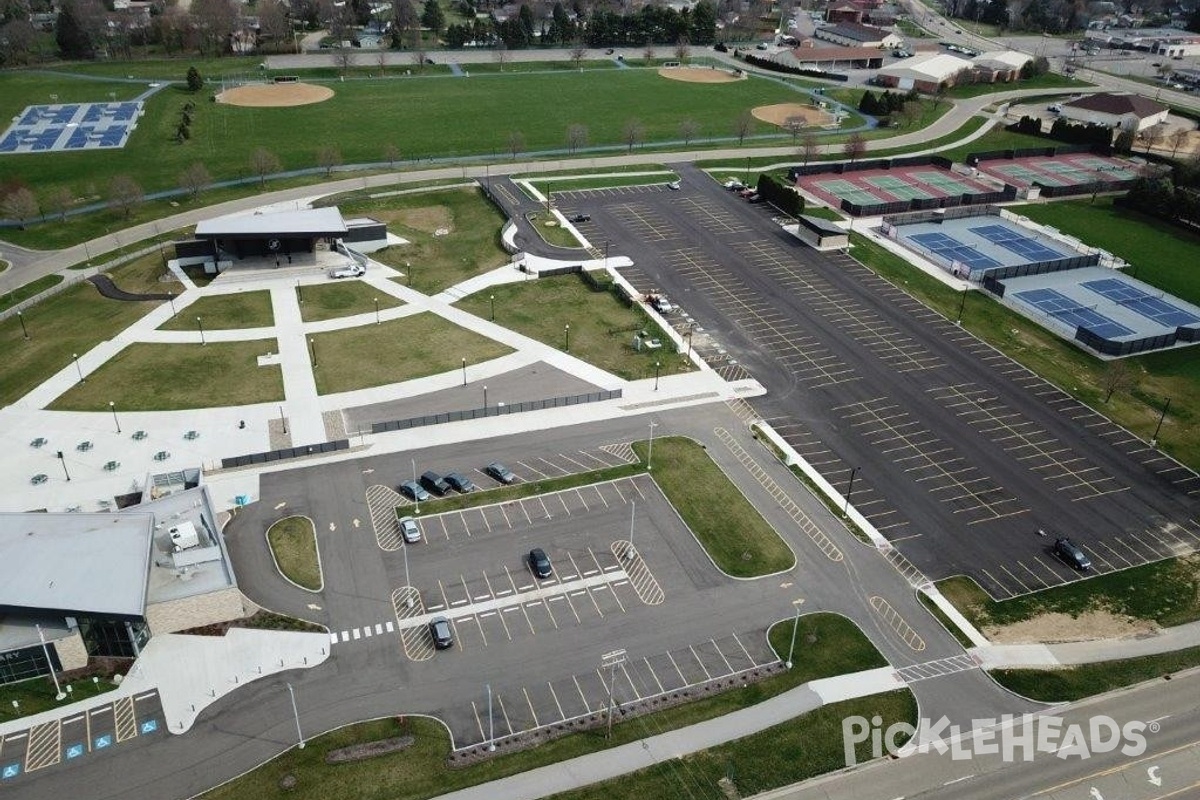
[429,617,454,649]
[445,471,476,493]
[484,462,516,484]
[529,547,552,579]
[1052,537,1093,571]
[568,213,591,223]
[399,480,430,502]
[420,470,451,496]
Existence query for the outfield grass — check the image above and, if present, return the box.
[158,291,274,330]
[0,275,65,314]
[992,646,1200,701]
[309,312,512,395]
[201,614,898,800]
[632,437,795,577]
[266,516,322,591]
[937,556,1200,629]
[298,280,404,323]
[49,339,283,411]
[0,282,160,406]
[341,186,511,295]
[456,274,689,381]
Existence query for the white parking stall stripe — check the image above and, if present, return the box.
[374,624,383,635]
[330,633,339,644]
[385,621,395,633]
[364,627,373,638]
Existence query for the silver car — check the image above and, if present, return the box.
[398,515,421,544]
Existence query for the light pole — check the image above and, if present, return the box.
[168,291,176,316]
[308,337,316,368]
[483,384,488,411]
[406,261,412,287]
[402,539,412,608]
[197,316,205,345]
[280,405,287,434]
[487,683,496,751]
[411,458,420,515]
[601,649,627,739]
[296,279,303,304]
[489,294,495,322]
[653,361,661,391]
[647,420,657,470]
[374,297,380,324]
[956,288,968,325]
[109,401,121,434]
[1151,397,1172,447]
[785,598,804,669]
[17,311,29,340]
[604,241,610,271]
[564,323,570,352]
[462,357,467,386]
[627,500,636,559]
[286,683,305,749]
[72,353,85,384]
[56,450,70,481]
[843,466,860,516]
[35,624,66,700]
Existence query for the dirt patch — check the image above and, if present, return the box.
[217,82,335,108]
[752,102,836,127]
[370,205,453,235]
[658,66,743,84]
[984,609,1158,645]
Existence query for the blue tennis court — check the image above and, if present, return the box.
[1015,288,1134,338]
[1081,278,1200,327]
[970,224,1065,262]
[908,232,1002,269]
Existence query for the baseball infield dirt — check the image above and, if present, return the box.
[217,83,335,108]
[657,66,743,84]
[751,102,836,127]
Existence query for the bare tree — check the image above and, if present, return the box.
[566,123,588,154]
[733,110,754,145]
[333,47,356,74]
[569,38,587,70]
[256,0,291,49]
[494,41,508,71]
[643,45,655,63]
[44,186,74,222]
[1169,128,1191,158]
[679,118,700,145]
[1141,123,1166,154]
[782,116,805,143]
[178,162,212,197]
[190,0,239,56]
[800,130,820,164]
[106,175,144,218]
[1102,359,1134,403]
[249,147,282,186]
[674,35,690,63]
[2,188,39,229]
[843,132,867,163]
[0,20,39,66]
[391,0,417,47]
[622,118,645,152]
[507,130,525,160]
[896,101,922,128]
[316,145,343,176]
[376,48,389,74]
[383,142,401,167]
[411,43,428,72]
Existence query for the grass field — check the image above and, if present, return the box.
[1,274,64,314]
[992,646,1200,701]
[947,72,1087,98]
[632,437,795,577]
[309,312,512,395]
[0,675,117,723]
[298,280,404,323]
[48,339,283,410]
[159,290,274,330]
[525,211,584,249]
[266,516,322,591]
[104,251,183,295]
[457,274,687,381]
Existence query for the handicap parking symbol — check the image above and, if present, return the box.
[2,763,19,779]
[140,720,157,735]
[94,734,112,749]
[65,743,84,760]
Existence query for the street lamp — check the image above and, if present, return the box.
[374,297,380,324]
[486,684,496,751]
[308,337,316,368]
[109,401,121,434]
[483,384,488,411]
[653,361,661,391]
[168,291,176,316]
[489,294,495,322]
[601,649,627,739]
[647,420,657,470]
[286,683,305,749]
[197,316,205,345]
[1151,397,1172,447]
[411,458,420,515]
[956,288,968,325]
[402,539,412,608]
[35,624,66,700]
[72,353,85,384]
[564,323,570,352]
[785,599,804,669]
[843,466,860,516]
[603,241,610,271]
[296,279,304,304]
[17,311,29,341]
[462,357,467,386]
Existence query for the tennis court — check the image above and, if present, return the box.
[865,175,937,201]
[1031,160,1097,184]
[815,179,887,205]
[1014,288,1135,339]
[987,163,1069,187]
[910,171,976,193]
[970,224,1066,262]
[1082,278,1200,327]
[1073,157,1139,180]
[909,232,1002,270]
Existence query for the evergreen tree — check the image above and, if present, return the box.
[55,0,94,59]
[421,0,444,36]
[689,0,716,45]
[186,66,204,91]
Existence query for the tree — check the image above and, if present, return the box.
[421,0,445,36]
[643,45,655,63]
[106,175,144,218]
[493,40,508,71]
[674,35,690,63]
[566,123,588,154]
[679,118,700,145]
[1188,6,1200,33]
[782,116,805,143]
[190,0,239,56]
[44,186,73,222]
[383,143,401,167]
[1169,128,1191,159]
[186,66,204,92]
[733,110,754,145]
[800,131,819,165]
[1142,123,1166,154]
[843,132,867,162]
[0,19,38,66]
[895,101,922,128]
[55,0,101,59]
[507,130,524,159]
[249,147,281,186]
[2,188,39,228]
[411,43,428,71]
[178,162,212,197]
[689,0,716,45]
[392,0,417,47]
[257,0,292,50]
[316,145,343,176]
[333,47,356,74]
[622,118,644,152]
[569,38,587,69]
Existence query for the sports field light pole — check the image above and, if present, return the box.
[601,649,627,739]
[956,288,968,325]
[168,291,176,316]
[109,401,121,434]
[279,405,287,434]
[603,241,610,271]
[286,683,305,749]
[197,317,206,345]
[785,598,805,669]
[17,311,29,341]
[843,466,860,517]
[647,420,658,471]
[72,353,85,384]
[486,684,496,751]
[1151,397,1172,447]
[57,450,71,481]
[483,385,488,412]
[35,624,66,700]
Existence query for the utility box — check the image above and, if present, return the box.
[169,521,201,551]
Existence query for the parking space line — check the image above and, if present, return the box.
[573,676,592,713]
[643,657,666,694]
[558,493,571,515]
[522,688,540,728]
[606,581,628,613]
[516,460,548,479]
[612,481,627,504]
[498,503,512,528]
[591,484,609,508]
[730,632,754,665]
[573,487,590,512]
[710,639,735,674]
[472,701,486,742]
[537,495,552,520]
[689,646,712,680]
[495,693,514,735]
[547,682,567,721]
[620,663,643,700]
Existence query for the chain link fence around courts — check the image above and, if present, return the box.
[371,389,622,434]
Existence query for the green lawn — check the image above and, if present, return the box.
[159,290,274,330]
[525,211,584,249]
[310,312,512,395]
[0,275,64,314]
[0,282,161,406]
[535,172,677,192]
[266,516,322,591]
[339,186,511,295]
[992,646,1200,701]
[0,675,118,723]
[946,72,1089,98]
[457,274,688,381]
[767,612,888,681]
[298,280,404,323]
[48,339,283,410]
[631,437,795,577]
[103,251,184,295]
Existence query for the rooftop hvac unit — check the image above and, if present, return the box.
[169,521,200,551]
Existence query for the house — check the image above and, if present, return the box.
[971,50,1032,82]
[813,21,902,48]
[825,3,865,24]
[875,51,973,92]
[1059,93,1169,132]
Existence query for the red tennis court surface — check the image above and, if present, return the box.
[796,164,999,210]
[974,153,1140,189]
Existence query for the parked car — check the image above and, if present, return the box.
[420,470,452,496]
[666,181,681,190]
[1047,103,1063,113]
[646,292,674,313]
[397,515,421,544]
[484,462,517,484]
[529,547,553,579]
[429,617,454,649]
[747,193,765,204]
[723,179,745,191]
[568,213,591,223]
[445,471,476,493]
[329,264,366,279]
[1052,537,1093,571]
[737,187,756,198]
[399,480,430,502]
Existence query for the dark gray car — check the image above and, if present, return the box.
[484,462,516,484]
[429,617,454,649]
[529,547,552,579]
[399,480,430,502]
[420,470,451,496]
[445,471,476,493]
[1052,537,1092,571]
